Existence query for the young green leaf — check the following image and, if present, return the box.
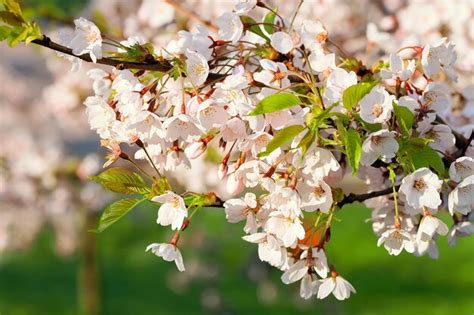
[240,15,269,41]
[2,0,23,19]
[393,103,414,136]
[297,130,316,156]
[263,11,276,35]
[94,198,146,233]
[249,93,300,115]
[344,129,362,175]
[411,146,445,176]
[342,82,376,110]
[258,125,305,157]
[90,167,150,195]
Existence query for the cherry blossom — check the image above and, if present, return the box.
[380,53,415,81]
[317,273,356,300]
[152,192,188,230]
[359,87,394,124]
[399,168,442,209]
[68,18,102,63]
[146,243,185,271]
[360,130,399,166]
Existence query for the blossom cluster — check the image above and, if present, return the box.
[3,0,473,301]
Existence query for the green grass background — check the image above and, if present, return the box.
[0,203,472,315]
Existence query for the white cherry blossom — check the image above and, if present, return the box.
[234,0,257,15]
[253,59,290,88]
[163,114,201,142]
[377,227,415,255]
[264,213,305,247]
[449,157,474,182]
[360,130,399,166]
[399,168,442,209]
[216,12,243,43]
[224,193,260,234]
[270,32,294,54]
[242,232,287,268]
[359,86,394,124]
[152,192,187,230]
[422,38,457,81]
[146,243,185,271]
[185,50,209,87]
[69,18,102,63]
[317,273,356,300]
[380,53,415,81]
[448,176,474,215]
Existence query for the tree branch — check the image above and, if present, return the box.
[31,35,225,82]
[32,35,174,72]
[339,185,400,207]
[163,0,218,32]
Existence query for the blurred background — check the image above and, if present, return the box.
[0,0,473,314]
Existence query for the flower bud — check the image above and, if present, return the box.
[185,141,206,159]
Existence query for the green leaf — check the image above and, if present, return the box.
[147,176,171,199]
[0,11,23,25]
[263,11,276,35]
[0,25,11,40]
[91,167,150,195]
[344,129,362,175]
[240,15,269,41]
[249,93,300,115]
[258,125,305,157]
[393,103,414,136]
[2,0,23,16]
[94,198,145,233]
[411,146,445,176]
[297,130,316,156]
[342,82,376,110]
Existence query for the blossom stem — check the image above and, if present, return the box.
[392,182,401,227]
[289,0,304,30]
[123,156,153,179]
[140,144,162,178]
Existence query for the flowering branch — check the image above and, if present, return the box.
[32,35,174,71]
[339,186,400,207]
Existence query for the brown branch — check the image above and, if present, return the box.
[32,35,174,72]
[339,185,400,207]
[163,0,218,32]
[31,35,225,82]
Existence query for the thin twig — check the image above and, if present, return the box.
[339,185,400,207]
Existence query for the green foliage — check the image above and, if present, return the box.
[90,167,151,195]
[108,42,156,63]
[94,198,146,233]
[263,11,276,35]
[240,15,269,41]
[398,139,445,176]
[393,103,414,136]
[297,130,316,156]
[339,57,364,73]
[305,102,338,131]
[411,146,446,176]
[249,93,300,115]
[344,129,362,175]
[342,82,376,110]
[148,176,171,198]
[0,0,42,46]
[258,125,305,157]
